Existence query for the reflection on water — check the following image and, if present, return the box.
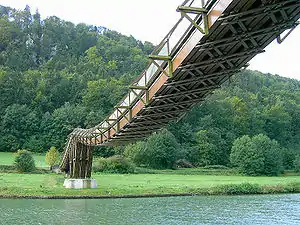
[0,194,300,225]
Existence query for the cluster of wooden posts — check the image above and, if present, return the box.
[64,140,93,179]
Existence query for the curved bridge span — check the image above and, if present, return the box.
[60,0,300,179]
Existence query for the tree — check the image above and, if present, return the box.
[1,104,39,150]
[294,155,300,173]
[196,129,228,166]
[0,4,299,170]
[230,134,283,176]
[123,141,146,166]
[141,129,182,169]
[281,148,296,170]
[45,146,60,170]
[50,103,87,148]
[14,149,36,172]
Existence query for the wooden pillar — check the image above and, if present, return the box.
[68,140,93,179]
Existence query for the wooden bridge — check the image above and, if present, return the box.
[60,0,300,179]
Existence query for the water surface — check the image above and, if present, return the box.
[0,194,299,224]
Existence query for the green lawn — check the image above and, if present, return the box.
[0,152,48,168]
[0,151,299,197]
[0,172,299,197]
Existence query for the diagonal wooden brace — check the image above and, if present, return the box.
[116,107,131,123]
[130,86,149,105]
[177,6,209,35]
[148,55,173,78]
[106,119,119,133]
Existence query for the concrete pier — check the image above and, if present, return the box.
[63,179,98,189]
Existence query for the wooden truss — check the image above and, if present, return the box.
[60,0,300,178]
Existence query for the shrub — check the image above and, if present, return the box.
[45,146,60,170]
[230,134,283,176]
[204,165,229,170]
[175,159,194,168]
[123,141,145,166]
[14,149,36,172]
[215,183,262,195]
[124,130,182,169]
[93,155,135,174]
[143,129,182,169]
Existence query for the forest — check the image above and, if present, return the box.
[0,5,299,175]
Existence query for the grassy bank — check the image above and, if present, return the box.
[0,172,299,198]
[0,152,299,198]
[0,152,47,168]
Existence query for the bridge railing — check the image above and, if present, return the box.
[69,0,218,144]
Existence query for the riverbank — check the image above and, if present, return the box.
[0,172,299,198]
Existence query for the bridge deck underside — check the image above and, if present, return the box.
[60,0,299,174]
[104,0,300,145]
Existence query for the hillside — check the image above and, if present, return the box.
[0,5,299,169]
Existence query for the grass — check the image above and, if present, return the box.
[134,167,237,175]
[0,152,48,168]
[0,172,299,198]
[0,152,299,198]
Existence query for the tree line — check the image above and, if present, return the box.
[0,5,299,175]
[123,71,300,175]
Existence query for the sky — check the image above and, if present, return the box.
[1,0,299,80]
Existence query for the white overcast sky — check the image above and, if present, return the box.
[1,0,299,80]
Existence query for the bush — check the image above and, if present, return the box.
[215,183,262,195]
[14,150,36,172]
[93,155,135,174]
[123,141,145,166]
[230,134,283,176]
[175,159,194,168]
[124,130,182,169]
[204,165,229,170]
[143,129,182,169]
[45,146,60,170]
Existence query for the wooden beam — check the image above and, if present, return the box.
[153,85,219,100]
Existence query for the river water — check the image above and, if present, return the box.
[0,194,299,225]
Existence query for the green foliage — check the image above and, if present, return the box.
[215,183,262,195]
[0,134,19,152]
[124,130,183,169]
[23,136,45,153]
[294,155,300,173]
[14,149,36,172]
[123,141,145,166]
[93,155,135,174]
[1,172,299,197]
[281,148,296,170]
[196,129,228,166]
[204,165,229,170]
[142,129,182,169]
[1,104,39,150]
[45,146,60,169]
[0,5,151,153]
[0,4,299,173]
[174,159,194,168]
[230,134,283,176]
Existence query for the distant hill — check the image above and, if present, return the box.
[0,5,299,169]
